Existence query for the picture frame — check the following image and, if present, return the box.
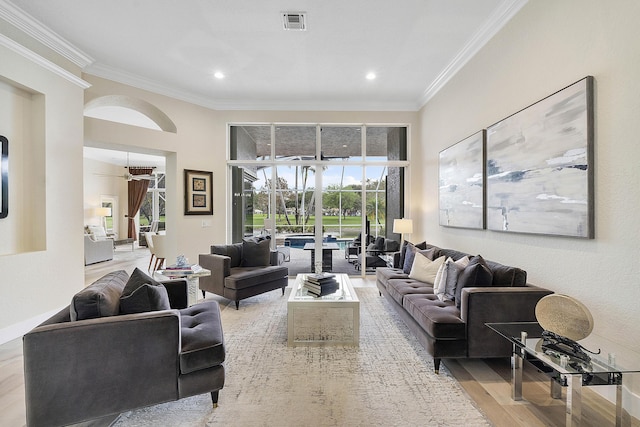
[0,136,8,219]
[184,169,213,215]
[485,76,594,238]
[439,130,485,229]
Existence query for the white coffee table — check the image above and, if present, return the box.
[287,273,360,346]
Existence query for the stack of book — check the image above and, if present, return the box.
[164,263,203,275]
[303,273,339,297]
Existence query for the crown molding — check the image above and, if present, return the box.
[85,63,418,112]
[0,0,94,68]
[0,33,91,88]
[417,0,528,108]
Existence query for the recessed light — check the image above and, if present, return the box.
[214,72,225,79]
[366,72,376,80]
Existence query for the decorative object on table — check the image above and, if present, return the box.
[0,135,8,219]
[486,76,594,238]
[439,130,485,229]
[184,169,213,215]
[535,293,594,340]
[535,294,600,369]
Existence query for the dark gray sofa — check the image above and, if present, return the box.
[376,242,553,373]
[199,239,288,309]
[23,269,225,427]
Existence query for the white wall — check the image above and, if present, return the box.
[0,31,86,340]
[416,0,640,394]
[83,157,127,235]
[84,74,419,268]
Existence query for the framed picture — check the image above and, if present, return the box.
[184,169,213,215]
[439,130,485,229]
[0,136,7,219]
[486,76,594,238]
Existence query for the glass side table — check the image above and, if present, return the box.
[487,322,639,427]
[155,267,211,306]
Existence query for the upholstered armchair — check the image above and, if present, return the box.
[199,238,288,309]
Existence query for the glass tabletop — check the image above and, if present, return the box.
[487,322,640,376]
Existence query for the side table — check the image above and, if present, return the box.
[487,322,639,427]
[155,267,211,306]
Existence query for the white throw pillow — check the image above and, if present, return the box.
[88,225,107,240]
[433,257,453,298]
[408,254,445,285]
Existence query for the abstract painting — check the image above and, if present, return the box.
[439,130,485,229]
[486,76,594,238]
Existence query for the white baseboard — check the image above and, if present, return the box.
[0,307,65,345]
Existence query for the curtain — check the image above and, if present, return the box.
[127,167,153,239]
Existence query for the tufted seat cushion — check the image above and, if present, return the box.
[403,293,465,339]
[225,265,288,290]
[179,301,225,375]
[386,278,434,306]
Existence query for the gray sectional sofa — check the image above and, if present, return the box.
[23,269,225,427]
[376,242,553,373]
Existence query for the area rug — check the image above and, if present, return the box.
[113,287,490,426]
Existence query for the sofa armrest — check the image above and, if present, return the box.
[23,310,181,427]
[162,279,188,309]
[461,285,553,358]
[198,254,230,295]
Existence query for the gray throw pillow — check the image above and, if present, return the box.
[241,238,271,267]
[455,255,493,308]
[399,240,427,269]
[211,243,243,268]
[120,283,171,314]
[121,267,163,298]
[70,270,129,321]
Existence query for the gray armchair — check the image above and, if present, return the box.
[199,239,288,309]
[84,234,114,265]
[23,270,225,427]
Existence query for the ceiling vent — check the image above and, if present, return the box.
[282,12,306,31]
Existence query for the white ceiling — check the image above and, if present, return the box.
[4,0,527,111]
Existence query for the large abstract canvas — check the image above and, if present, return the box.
[486,76,594,238]
[439,130,485,229]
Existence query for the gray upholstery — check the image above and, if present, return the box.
[376,243,553,372]
[199,242,288,309]
[23,272,225,427]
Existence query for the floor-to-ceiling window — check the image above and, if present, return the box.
[229,124,408,276]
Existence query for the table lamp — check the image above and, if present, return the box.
[393,218,413,245]
[95,207,112,231]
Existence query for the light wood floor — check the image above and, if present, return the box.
[1,247,637,426]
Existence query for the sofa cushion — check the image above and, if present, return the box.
[211,243,243,268]
[398,241,428,271]
[179,301,226,374]
[376,267,408,289]
[386,278,434,306]
[455,255,493,308]
[438,248,527,287]
[438,256,470,302]
[70,270,129,321]
[120,284,171,314]
[402,294,465,339]
[241,238,271,267]
[409,254,445,284]
[225,265,288,290]
[121,267,163,298]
